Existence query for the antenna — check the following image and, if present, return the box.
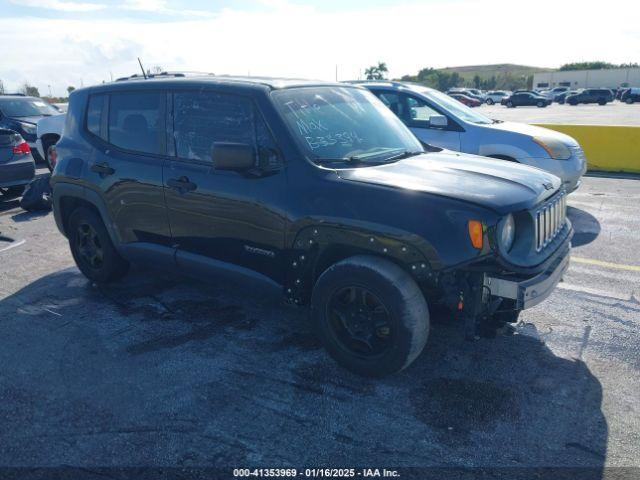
[138,57,148,79]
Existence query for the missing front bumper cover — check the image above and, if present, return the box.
[484,250,570,310]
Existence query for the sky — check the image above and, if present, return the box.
[0,0,639,97]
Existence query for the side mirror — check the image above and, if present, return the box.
[428,114,448,128]
[212,142,255,171]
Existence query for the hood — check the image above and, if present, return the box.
[336,151,562,214]
[483,121,579,146]
[6,116,42,125]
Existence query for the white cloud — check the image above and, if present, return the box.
[9,0,105,12]
[0,0,639,96]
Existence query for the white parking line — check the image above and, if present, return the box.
[558,282,633,302]
[0,239,26,254]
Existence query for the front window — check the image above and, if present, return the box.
[0,98,59,117]
[272,86,423,165]
[418,88,493,125]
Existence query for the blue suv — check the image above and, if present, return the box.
[51,75,572,376]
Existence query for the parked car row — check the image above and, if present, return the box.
[445,86,638,108]
[47,74,579,376]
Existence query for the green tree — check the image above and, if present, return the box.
[365,61,388,80]
[21,83,40,97]
[67,86,76,94]
[473,74,481,89]
[559,61,615,71]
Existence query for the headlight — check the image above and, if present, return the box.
[19,122,37,135]
[532,136,571,160]
[499,214,515,252]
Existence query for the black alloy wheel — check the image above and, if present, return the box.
[327,285,392,358]
[76,222,104,270]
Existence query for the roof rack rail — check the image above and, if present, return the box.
[0,92,26,96]
[115,71,215,82]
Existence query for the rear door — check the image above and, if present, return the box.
[164,89,287,282]
[86,91,171,246]
[372,90,461,150]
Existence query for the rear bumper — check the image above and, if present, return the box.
[0,156,36,188]
[484,244,570,310]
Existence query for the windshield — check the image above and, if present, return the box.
[0,98,59,117]
[272,86,423,165]
[419,88,493,125]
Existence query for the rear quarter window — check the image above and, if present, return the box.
[86,94,107,139]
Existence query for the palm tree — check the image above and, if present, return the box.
[365,62,388,80]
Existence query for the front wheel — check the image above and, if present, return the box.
[625,98,634,104]
[43,140,58,171]
[598,99,606,105]
[506,101,514,108]
[486,98,494,105]
[537,101,545,107]
[68,207,129,283]
[311,255,429,377]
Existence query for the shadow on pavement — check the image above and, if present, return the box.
[567,206,601,247]
[0,266,608,476]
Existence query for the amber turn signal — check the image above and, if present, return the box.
[468,220,483,249]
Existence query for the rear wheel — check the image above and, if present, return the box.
[311,255,429,377]
[598,99,606,105]
[625,98,634,104]
[506,100,514,108]
[68,207,129,283]
[536,101,544,107]
[486,98,494,105]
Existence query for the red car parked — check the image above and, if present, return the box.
[448,93,482,107]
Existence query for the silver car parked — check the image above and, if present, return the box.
[358,81,587,192]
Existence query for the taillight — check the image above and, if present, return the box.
[12,141,31,156]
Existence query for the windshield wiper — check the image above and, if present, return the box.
[375,150,423,163]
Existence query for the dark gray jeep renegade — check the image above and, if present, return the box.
[51,75,572,376]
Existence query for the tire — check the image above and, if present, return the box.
[486,98,494,105]
[42,138,58,171]
[625,98,633,104]
[598,99,606,106]
[536,101,544,107]
[311,255,429,377]
[506,101,514,108]
[68,207,129,283]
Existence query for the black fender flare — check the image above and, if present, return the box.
[283,221,444,304]
[52,182,123,252]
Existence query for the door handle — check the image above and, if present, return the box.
[91,162,115,176]
[167,176,197,192]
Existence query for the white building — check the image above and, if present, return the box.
[533,68,640,90]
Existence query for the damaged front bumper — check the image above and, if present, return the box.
[484,244,570,310]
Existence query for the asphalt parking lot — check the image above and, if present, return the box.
[0,175,639,477]
[480,101,640,126]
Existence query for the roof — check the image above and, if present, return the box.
[104,72,352,91]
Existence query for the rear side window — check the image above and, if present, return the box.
[173,91,279,166]
[86,94,106,139]
[108,92,164,155]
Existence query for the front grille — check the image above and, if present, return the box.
[535,192,567,252]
